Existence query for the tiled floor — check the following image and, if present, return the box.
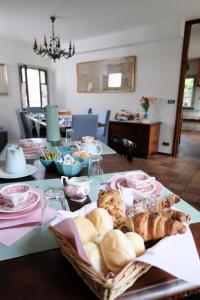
[128,131,200,211]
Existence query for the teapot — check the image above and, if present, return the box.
[76,140,103,155]
[5,145,26,174]
[61,176,90,202]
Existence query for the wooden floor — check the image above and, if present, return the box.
[106,131,200,211]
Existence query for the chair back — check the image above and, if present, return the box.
[98,109,108,124]
[26,107,42,114]
[79,107,92,114]
[16,109,32,138]
[72,114,98,140]
[110,134,137,161]
[97,110,111,144]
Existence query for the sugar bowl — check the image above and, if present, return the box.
[61,176,90,202]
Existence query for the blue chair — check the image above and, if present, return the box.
[26,107,43,114]
[72,115,98,140]
[79,107,92,114]
[16,109,33,138]
[97,110,111,144]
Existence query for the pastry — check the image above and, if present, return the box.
[125,232,145,256]
[149,194,180,213]
[160,209,191,223]
[97,189,126,228]
[83,242,108,274]
[99,229,136,274]
[74,216,98,244]
[86,208,113,235]
[126,212,187,242]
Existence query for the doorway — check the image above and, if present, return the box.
[173,19,200,158]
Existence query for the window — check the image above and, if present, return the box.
[108,73,122,88]
[183,76,196,108]
[19,65,48,108]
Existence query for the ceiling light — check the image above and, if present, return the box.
[33,16,75,62]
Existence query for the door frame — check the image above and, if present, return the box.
[172,19,200,156]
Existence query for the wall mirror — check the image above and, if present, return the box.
[77,56,136,93]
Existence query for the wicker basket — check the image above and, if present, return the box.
[49,226,151,300]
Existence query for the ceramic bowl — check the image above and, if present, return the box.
[39,158,55,170]
[0,183,31,207]
[55,157,84,176]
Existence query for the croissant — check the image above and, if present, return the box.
[126,212,187,241]
[161,209,191,223]
[149,194,180,214]
[97,189,126,228]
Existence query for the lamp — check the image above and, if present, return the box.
[33,16,75,62]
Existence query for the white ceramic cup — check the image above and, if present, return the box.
[5,145,27,174]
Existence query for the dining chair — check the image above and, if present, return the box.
[97,110,111,144]
[79,107,92,114]
[26,107,42,114]
[16,109,33,138]
[72,114,98,140]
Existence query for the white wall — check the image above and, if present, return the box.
[0,37,53,140]
[53,20,184,154]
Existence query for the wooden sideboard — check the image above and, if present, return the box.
[108,120,161,158]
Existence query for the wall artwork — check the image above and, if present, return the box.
[77,56,136,93]
[0,64,8,95]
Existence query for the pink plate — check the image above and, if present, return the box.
[0,190,41,213]
[0,200,41,219]
[148,180,164,197]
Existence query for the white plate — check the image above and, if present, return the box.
[0,190,40,213]
[0,164,37,179]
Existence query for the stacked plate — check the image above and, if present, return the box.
[0,186,43,220]
[18,140,43,156]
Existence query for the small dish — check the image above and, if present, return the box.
[0,164,36,179]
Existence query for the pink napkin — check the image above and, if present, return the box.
[0,205,57,246]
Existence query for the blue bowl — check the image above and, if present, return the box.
[55,157,84,176]
[73,156,91,167]
[45,146,72,156]
[40,158,55,170]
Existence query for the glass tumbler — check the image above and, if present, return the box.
[65,128,75,144]
[44,188,67,211]
[88,155,103,177]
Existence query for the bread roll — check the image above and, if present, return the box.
[86,208,113,235]
[84,242,107,274]
[74,216,97,244]
[99,229,136,274]
[125,232,145,256]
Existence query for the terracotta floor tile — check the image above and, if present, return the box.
[169,182,185,192]
[189,180,200,189]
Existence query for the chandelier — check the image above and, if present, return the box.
[33,16,75,62]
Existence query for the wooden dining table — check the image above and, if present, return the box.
[0,153,200,300]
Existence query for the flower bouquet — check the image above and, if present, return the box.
[140,97,157,121]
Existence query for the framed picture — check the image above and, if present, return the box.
[0,64,8,95]
[77,56,136,93]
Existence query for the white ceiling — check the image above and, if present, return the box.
[1,0,200,44]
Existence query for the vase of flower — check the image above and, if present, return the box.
[140,96,157,122]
